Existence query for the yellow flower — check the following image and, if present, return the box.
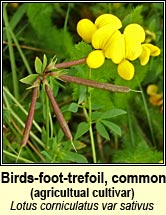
[104,24,145,80]
[76,14,160,81]
[95,14,122,29]
[124,24,145,61]
[124,23,145,43]
[146,84,163,106]
[92,24,121,50]
[104,30,125,64]
[78,14,122,70]
[76,14,122,44]
[149,94,163,106]
[117,59,134,80]
[77,19,97,43]
[147,84,158,95]
[139,44,161,65]
[86,50,105,68]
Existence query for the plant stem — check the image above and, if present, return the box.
[47,58,86,70]
[3,41,56,54]
[49,112,54,139]
[45,91,50,149]
[63,3,71,32]
[88,69,97,163]
[139,85,156,147]
[3,150,34,163]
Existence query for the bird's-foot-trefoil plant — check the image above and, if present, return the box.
[19,13,160,163]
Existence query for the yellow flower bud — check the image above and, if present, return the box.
[77,19,97,43]
[95,14,122,29]
[146,84,158,95]
[139,44,160,65]
[143,44,161,56]
[139,45,151,65]
[86,50,105,69]
[117,59,134,80]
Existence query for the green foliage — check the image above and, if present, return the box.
[112,142,162,163]
[40,138,88,163]
[26,3,73,59]
[3,3,163,163]
[20,74,39,85]
[74,122,90,140]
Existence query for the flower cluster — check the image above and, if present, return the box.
[146,84,163,108]
[77,14,161,80]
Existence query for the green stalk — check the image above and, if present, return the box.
[3,4,19,99]
[45,91,50,149]
[3,4,32,75]
[87,69,97,163]
[49,112,54,138]
[63,3,71,32]
[3,150,34,163]
[7,26,32,75]
[139,85,156,147]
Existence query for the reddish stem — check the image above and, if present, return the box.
[45,83,73,141]
[21,82,39,146]
[48,58,86,70]
[48,73,130,93]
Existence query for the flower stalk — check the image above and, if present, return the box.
[47,57,86,70]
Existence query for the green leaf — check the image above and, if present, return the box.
[91,103,104,110]
[101,109,127,119]
[35,56,43,74]
[78,87,87,104]
[96,121,110,140]
[74,122,89,140]
[62,151,88,163]
[42,54,47,71]
[57,129,64,142]
[20,74,39,85]
[41,151,52,162]
[101,120,121,136]
[91,111,102,121]
[68,103,79,113]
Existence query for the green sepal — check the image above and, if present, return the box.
[20,74,39,85]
